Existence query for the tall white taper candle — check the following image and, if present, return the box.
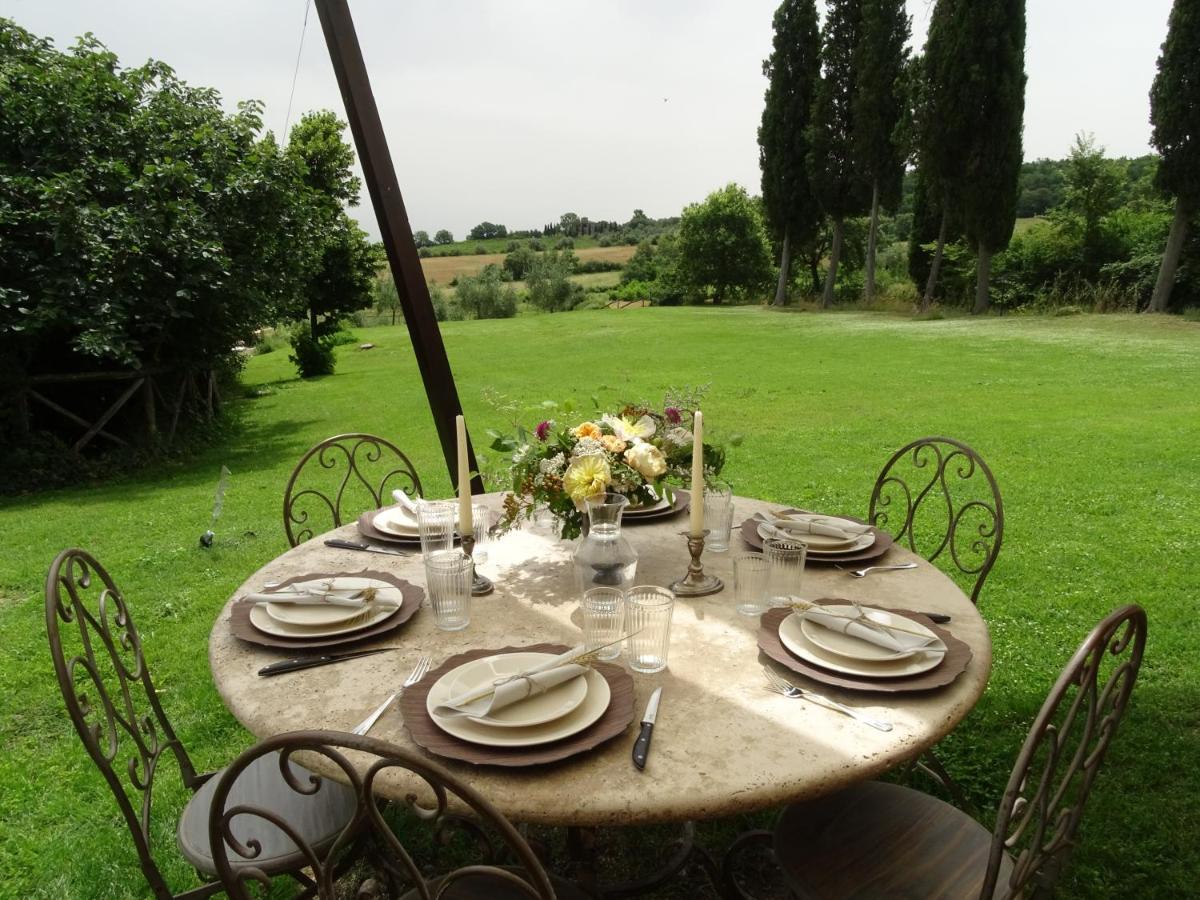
[689,411,704,536]
[456,415,473,537]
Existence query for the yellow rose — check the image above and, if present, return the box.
[572,421,602,440]
[600,434,627,454]
[563,454,611,502]
[624,441,667,479]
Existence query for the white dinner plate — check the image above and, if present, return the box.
[800,604,943,663]
[426,654,611,747]
[263,578,404,627]
[373,507,420,537]
[757,524,876,555]
[250,596,398,639]
[427,652,589,729]
[623,496,671,516]
[778,612,944,677]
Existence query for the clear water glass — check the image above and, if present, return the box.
[425,550,472,631]
[581,587,624,661]
[704,483,735,551]
[764,538,807,608]
[470,502,490,565]
[417,500,456,559]
[733,552,770,616]
[625,585,675,674]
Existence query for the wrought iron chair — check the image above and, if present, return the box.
[283,432,424,547]
[207,730,590,899]
[740,604,1147,900]
[868,436,1004,605]
[46,548,357,899]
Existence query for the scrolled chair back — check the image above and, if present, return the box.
[207,730,557,899]
[868,435,1004,604]
[283,432,423,547]
[45,548,202,899]
[983,604,1147,900]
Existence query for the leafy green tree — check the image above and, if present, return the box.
[621,241,659,284]
[373,274,401,325]
[1055,133,1124,279]
[503,246,537,280]
[808,0,869,307]
[955,0,1026,313]
[759,0,823,306]
[413,229,432,248]
[455,265,517,319]
[853,0,910,300]
[559,212,581,237]
[468,221,507,240]
[434,228,454,244]
[526,249,582,312]
[1148,0,1200,312]
[676,184,772,304]
[626,209,651,229]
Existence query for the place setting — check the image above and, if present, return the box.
[739,508,895,566]
[227,570,424,652]
[757,597,972,693]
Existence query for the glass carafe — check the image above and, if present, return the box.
[573,492,638,592]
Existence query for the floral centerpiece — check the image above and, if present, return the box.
[494,395,726,539]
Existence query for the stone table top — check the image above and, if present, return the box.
[210,494,991,827]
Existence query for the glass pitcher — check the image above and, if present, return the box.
[573,492,638,592]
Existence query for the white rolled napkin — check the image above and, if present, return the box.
[804,607,937,653]
[432,645,591,717]
[245,583,398,608]
[754,512,870,541]
[432,664,588,719]
[391,489,420,515]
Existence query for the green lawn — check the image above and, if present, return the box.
[1,307,1197,898]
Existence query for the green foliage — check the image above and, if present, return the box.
[526,250,583,312]
[676,183,772,303]
[573,259,622,274]
[372,274,402,324]
[468,221,507,240]
[559,212,581,237]
[611,280,654,304]
[287,327,335,378]
[1150,0,1200,208]
[454,266,518,319]
[1054,134,1125,278]
[413,229,432,248]
[852,0,911,212]
[759,0,823,249]
[434,228,454,244]
[503,247,537,280]
[622,241,660,284]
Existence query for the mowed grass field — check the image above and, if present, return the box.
[0,308,1197,897]
[421,244,636,284]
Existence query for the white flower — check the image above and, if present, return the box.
[538,452,566,475]
[624,441,667,479]
[602,413,656,442]
[513,444,533,464]
[664,426,694,447]
[573,437,605,457]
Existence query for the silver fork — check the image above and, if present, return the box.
[351,656,431,736]
[839,562,919,577]
[761,666,893,732]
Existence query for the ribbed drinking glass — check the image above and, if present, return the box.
[764,538,807,608]
[581,587,624,661]
[425,550,472,631]
[733,552,770,616]
[625,586,675,674]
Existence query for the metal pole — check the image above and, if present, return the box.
[312,0,484,493]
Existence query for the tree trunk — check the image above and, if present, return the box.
[391,307,397,326]
[809,253,821,295]
[921,210,948,312]
[865,180,880,302]
[822,217,844,309]
[1148,197,1190,313]
[973,244,993,314]
[309,306,319,338]
[773,230,792,307]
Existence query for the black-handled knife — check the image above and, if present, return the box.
[632,687,663,771]
[258,647,400,677]
[324,539,410,556]
[919,611,952,624]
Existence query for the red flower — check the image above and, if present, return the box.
[664,406,682,424]
[536,420,552,441]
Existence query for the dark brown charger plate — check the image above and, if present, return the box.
[229,570,424,651]
[400,643,636,767]
[739,508,895,564]
[757,605,971,693]
[622,489,689,524]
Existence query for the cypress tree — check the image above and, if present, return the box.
[958,0,1026,313]
[759,0,823,306]
[852,0,910,301]
[1148,0,1200,312]
[808,0,869,308]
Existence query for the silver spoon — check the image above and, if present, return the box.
[846,562,919,578]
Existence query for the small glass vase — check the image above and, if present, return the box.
[573,492,638,592]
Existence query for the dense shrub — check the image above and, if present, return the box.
[503,247,537,280]
[574,259,623,274]
[455,266,518,319]
[287,328,336,378]
[527,250,583,311]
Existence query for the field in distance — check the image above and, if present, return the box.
[421,244,637,284]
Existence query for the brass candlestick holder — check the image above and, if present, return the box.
[459,532,494,596]
[670,529,723,597]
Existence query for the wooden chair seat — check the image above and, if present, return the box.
[400,869,592,900]
[177,751,356,876]
[774,781,1013,900]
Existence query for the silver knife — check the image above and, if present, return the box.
[632,687,662,771]
[324,539,410,556]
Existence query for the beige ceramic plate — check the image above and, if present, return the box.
[623,496,671,516]
[757,523,876,554]
[250,597,398,638]
[800,604,943,663]
[779,612,943,677]
[263,577,403,627]
[426,655,610,747]
[372,507,420,537]
[427,652,589,730]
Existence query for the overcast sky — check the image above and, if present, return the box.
[4,0,1175,241]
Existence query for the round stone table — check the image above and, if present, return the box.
[210,494,991,827]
